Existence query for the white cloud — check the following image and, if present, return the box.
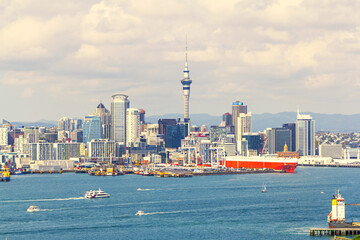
[305,74,336,89]
[75,44,102,59]
[1,0,360,121]
[21,88,35,98]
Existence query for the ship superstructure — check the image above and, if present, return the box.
[328,190,360,228]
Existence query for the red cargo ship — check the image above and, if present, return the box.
[224,156,298,173]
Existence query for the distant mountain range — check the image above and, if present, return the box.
[9,112,360,132]
[146,112,360,132]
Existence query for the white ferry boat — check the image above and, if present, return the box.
[27,206,40,212]
[136,210,145,216]
[84,189,110,199]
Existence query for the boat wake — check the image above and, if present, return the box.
[137,188,154,191]
[140,210,187,215]
[0,197,85,203]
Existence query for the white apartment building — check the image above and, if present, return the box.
[126,108,140,147]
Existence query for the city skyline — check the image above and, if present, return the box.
[1,0,360,122]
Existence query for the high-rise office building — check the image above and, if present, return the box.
[158,119,177,135]
[242,133,261,155]
[24,127,40,143]
[236,112,252,153]
[296,111,315,156]
[83,116,101,144]
[180,42,192,120]
[126,108,140,147]
[266,128,292,154]
[93,103,111,139]
[111,94,129,143]
[139,109,146,124]
[58,117,73,132]
[222,112,232,126]
[282,123,296,152]
[232,101,247,138]
[0,127,9,145]
[73,119,83,130]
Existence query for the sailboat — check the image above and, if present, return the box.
[261,183,267,193]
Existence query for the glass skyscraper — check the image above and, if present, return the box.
[83,116,101,144]
[296,113,315,156]
[111,94,129,143]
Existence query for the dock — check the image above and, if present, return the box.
[310,228,360,236]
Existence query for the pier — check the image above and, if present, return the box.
[310,228,360,236]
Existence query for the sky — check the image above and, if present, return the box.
[1,0,360,122]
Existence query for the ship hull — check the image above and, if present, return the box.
[328,221,358,228]
[225,157,297,173]
[2,177,10,182]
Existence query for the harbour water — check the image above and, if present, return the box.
[1,167,360,239]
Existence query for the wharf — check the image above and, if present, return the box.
[310,228,360,236]
[299,164,360,168]
[192,169,282,176]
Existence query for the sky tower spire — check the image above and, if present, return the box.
[181,36,192,120]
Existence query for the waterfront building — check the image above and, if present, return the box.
[242,133,260,155]
[283,123,296,151]
[93,103,111,139]
[276,144,299,158]
[180,42,193,121]
[0,127,9,145]
[165,124,182,149]
[296,111,315,156]
[236,112,252,154]
[319,144,342,159]
[111,94,129,143]
[83,116,101,144]
[53,143,81,160]
[87,139,116,159]
[126,108,140,147]
[23,143,53,160]
[267,127,292,154]
[232,101,247,137]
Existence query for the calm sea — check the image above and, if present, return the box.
[0,167,359,240]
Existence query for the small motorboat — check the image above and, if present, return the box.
[137,188,142,191]
[84,189,110,199]
[135,210,145,216]
[27,206,40,212]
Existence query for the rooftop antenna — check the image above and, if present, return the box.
[185,34,188,67]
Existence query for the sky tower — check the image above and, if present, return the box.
[181,40,192,120]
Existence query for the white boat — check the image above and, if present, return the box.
[137,188,142,191]
[261,183,267,193]
[27,206,40,212]
[84,189,110,199]
[136,210,145,216]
